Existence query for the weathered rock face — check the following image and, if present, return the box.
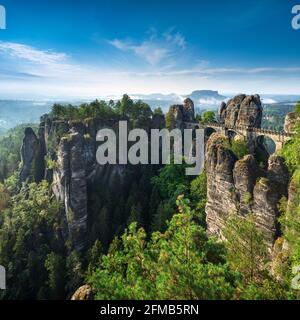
[50,118,129,250]
[284,112,300,134]
[20,127,44,182]
[169,98,195,129]
[53,132,88,251]
[205,133,237,239]
[205,133,289,250]
[22,114,163,251]
[233,154,260,215]
[71,285,93,300]
[183,98,195,122]
[252,154,289,247]
[219,94,262,128]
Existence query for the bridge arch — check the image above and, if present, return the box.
[204,126,217,138]
[255,135,276,155]
[201,122,294,153]
[227,129,238,141]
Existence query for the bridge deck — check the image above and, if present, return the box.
[201,122,294,138]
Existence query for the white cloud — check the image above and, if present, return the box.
[163,30,186,49]
[0,42,68,65]
[0,41,79,78]
[0,40,300,98]
[108,30,186,66]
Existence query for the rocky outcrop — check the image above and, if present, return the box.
[219,94,262,128]
[22,114,150,251]
[284,112,300,134]
[53,132,88,251]
[252,155,289,247]
[205,133,289,250]
[183,98,195,122]
[71,285,93,300]
[169,98,195,129]
[50,118,128,250]
[20,127,44,182]
[205,133,237,239]
[233,154,260,215]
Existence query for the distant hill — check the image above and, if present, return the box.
[187,90,226,101]
[129,90,227,112]
[186,90,227,110]
[0,100,52,132]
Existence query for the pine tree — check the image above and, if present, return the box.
[45,252,66,300]
[223,214,268,284]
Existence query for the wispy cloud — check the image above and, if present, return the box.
[0,69,42,80]
[0,41,79,77]
[105,67,300,78]
[108,29,186,66]
[0,42,68,65]
[0,39,300,98]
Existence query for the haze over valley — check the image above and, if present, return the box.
[1,91,299,134]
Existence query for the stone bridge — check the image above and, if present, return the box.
[185,122,294,153]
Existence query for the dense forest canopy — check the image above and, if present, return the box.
[0,98,300,300]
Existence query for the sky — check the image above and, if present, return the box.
[0,0,300,99]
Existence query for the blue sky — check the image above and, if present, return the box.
[0,0,300,98]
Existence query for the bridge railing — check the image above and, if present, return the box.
[204,123,294,137]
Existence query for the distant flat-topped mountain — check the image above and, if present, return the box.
[129,90,227,111]
[187,90,227,101]
[185,90,227,110]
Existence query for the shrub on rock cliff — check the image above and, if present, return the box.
[230,139,249,160]
[200,111,216,124]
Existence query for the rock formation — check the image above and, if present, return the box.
[19,94,292,254]
[183,98,195,122]
[206,101,291,251]
[52,132,88,251]
[20,127,44,182]
[19,113,165,251]
[284,112,300,134]
[219,94,262,128]
[71,285,93,300]
[169,98,195,129]
[205,133,238,239]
